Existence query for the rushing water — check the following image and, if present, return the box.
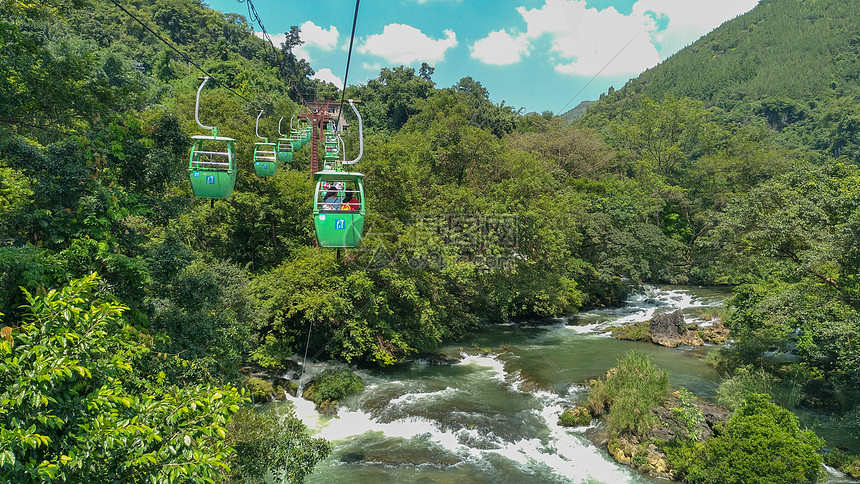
[276,285,845,483]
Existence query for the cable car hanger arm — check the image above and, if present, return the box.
[195,77,216,133]
[255,110,266,141]
[342,99,363,165]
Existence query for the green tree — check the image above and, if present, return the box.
[0,274,246,483]
[674,393,823,484]
[226,406,331,484]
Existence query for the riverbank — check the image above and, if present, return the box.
[243,285,857,483]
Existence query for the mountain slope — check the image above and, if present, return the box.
[582,0,860,160]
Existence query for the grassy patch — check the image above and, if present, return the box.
[588,351,668,439]
[605,320,651,342]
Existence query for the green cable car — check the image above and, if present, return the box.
[291,126,306,150]
[189,134,237,198]
[253,111,278,177]
[312,100,366,248]
[313,171,365,248]
[323,128,340,170]
[189,77,237,199]
[276,116,294,164]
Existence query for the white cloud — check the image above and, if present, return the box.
[632,0,759,55]
[359,24,457,64]
[257,21,339,62]
[472,0,758,75]
[313,68,343,89]
[516,0,660,76]
[295,21,339,62]
[470,29,530,65]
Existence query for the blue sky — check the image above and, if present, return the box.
[206,0,759,114]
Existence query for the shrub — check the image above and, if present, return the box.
[559,406,592,427]
[824,449,860,479]
[304,368,364,404]
[671,387,705,441]
[0,274,247,483]
[587,351,668,438]
[227,405,331,484]
[672,393,823,484]
[605,320,651,341]
[717,366,803,410]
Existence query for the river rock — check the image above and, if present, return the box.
[559,406,592,427]
[273,377,298,398]
[650,309,703,347]
[608,437,636,465]
[643,443,673,479]
[651,393,730,443]
[702,322,730,344]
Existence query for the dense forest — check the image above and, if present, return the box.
[1,0,859,482]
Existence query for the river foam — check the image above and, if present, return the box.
[567,285,724,334]
[294,351,653,483]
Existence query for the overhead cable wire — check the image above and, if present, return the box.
[105,0,257,106]
[337,0,361,129]
[237,0,292,86]
[556,33,639,115]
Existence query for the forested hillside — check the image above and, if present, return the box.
[2,0,859,481]
[583,0,860,161]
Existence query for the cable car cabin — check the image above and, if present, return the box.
[188,134,237,199]
[291,129,306,149]
[253,141,278,177]
[313,171,365,248]
[276,137,293,163]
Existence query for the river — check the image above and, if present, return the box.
[277,285,853,483]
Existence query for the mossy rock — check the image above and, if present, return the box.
[246,377,276,401]
[559,406,592,427]
[608,437,636,465]
[316,398,339,416]
[605,320,651,342]
[702,322,730,344]
[303,368,364,405]
[273,377,298,397]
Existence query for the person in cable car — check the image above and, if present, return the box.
[341,194,355,210]
[322,188,340,210]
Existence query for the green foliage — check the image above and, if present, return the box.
[0,274,246,483]
[304,368,365,405]
[671,387,706,442]
[605,320,651,342]
[559,406,592,427]
[146,256,257,382]
[824,449,860,479]
[668,393,823,484]
[4,0,860,477]
[226,405,331,484]
[587,351,668,438]
[716,366,779,410]
[583,0,860,163]
[0,167,33,242]
[711,161,860,403]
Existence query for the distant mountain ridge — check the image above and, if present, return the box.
[560,100,596,121]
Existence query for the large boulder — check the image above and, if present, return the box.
[650,309,703,347]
